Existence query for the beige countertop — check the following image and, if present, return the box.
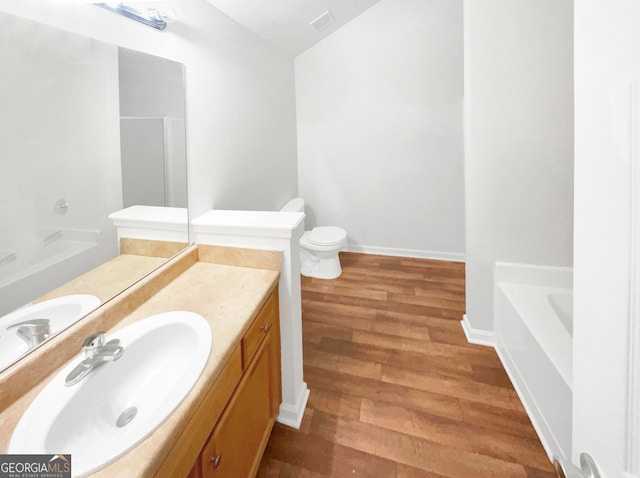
[0,247,280,477]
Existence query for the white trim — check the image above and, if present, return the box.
[108,205,188,229]
[345,244,465,263]
[277,382,310,429]
[108,205,189,243]
[624,473,640,478]
[162,116,173,206]
[460,314,495,347]
[494,261,572,289]
[627,82,640,474]
[192,210,305,239]
[192,210,309,432]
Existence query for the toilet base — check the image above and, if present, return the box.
[300,252,342,279]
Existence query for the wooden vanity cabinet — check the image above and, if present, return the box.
[191,289,281,478]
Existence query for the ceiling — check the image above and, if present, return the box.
[205,0,383,57]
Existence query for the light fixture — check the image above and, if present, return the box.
[93,2,176,31]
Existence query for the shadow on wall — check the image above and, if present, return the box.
[303,205,317,230]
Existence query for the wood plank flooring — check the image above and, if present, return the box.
[256,253,555,478]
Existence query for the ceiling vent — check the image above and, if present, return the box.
[310,10,334,31]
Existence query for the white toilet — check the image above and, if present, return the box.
[281,198,347,279]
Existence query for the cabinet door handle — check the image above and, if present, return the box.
[261,323,272,333]
[210,454,221,469]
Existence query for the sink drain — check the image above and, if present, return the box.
[116,407,137,428]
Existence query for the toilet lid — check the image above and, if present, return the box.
[308,226,347,246]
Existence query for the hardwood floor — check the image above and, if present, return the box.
[256,253,555,478]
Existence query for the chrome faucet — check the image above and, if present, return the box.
[8,319,51,349]
[65,332,124,386]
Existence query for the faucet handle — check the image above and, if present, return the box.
[7,318,50,334]
[8,319,51,349]
[82,332,106,358]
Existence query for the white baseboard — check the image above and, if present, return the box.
[345,244,465,263]
[277,383,310,429]
[460,314,495,347]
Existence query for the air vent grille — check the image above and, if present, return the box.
[310,10,334,31]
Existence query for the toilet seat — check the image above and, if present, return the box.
[307,226,347,246]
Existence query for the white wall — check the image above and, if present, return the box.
[573,1,640,474]
[463,0,574,334]
[118,48,185,119]
[295,0,464,260]
[0,0,299,220]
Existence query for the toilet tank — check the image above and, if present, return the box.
[280,198,304,213]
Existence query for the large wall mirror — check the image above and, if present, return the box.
[0,12,189,373]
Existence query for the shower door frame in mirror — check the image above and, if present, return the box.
[0,11,190,374]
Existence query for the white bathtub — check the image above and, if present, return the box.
[494,262,573,462]
[0,229,100,315]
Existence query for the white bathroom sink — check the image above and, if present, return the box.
[0,294,101,370]
[8,311,212,477]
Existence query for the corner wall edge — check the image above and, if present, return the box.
[461,314,495,347]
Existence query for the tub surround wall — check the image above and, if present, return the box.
[463,0,574,339]
[295,0,465,261]
[0,244,281,477]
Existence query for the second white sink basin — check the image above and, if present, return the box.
[9,311,212,477]
[0,294,101,371]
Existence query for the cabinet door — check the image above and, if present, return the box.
[187,460,201,478]
[201,337,274,478]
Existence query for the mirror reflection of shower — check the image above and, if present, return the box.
[118,48,187,208]
[120,116,187,207]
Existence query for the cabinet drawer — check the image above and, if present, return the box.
[242,291,278,369]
